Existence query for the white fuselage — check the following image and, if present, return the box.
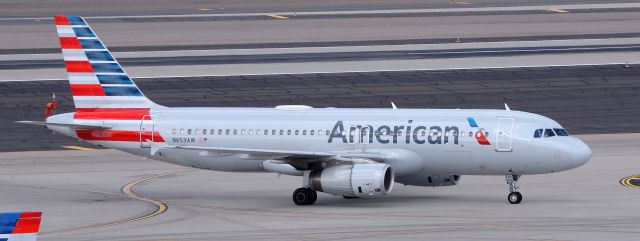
[47,107,592,181]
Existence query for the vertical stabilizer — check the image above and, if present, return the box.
[0,212,42,241]
[54,15,160,120]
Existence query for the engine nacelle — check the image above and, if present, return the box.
[309,164,394,197]
[395,174,461,187]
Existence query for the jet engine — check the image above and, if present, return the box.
[309,163,394,197]
[396,174,461,187]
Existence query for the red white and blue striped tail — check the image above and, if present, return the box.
[54,15,159,120]
[0,212,42,241]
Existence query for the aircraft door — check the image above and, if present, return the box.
[496,117,514,152]
[139,115,155,148]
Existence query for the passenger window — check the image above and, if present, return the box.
[287,130,292,135]
[280,129,284,135]
[218,129,223,135]
[195,129,200,135]
[256,129,261,135]
[202,129,206,134]
[534,129,543,138]
[485,131,489,137]
[326,130,330,136]
[225,129,230,135]
[554,128,569,136]
[272,130,276,135]
[233,129,238,135]
[172,129,177,134]
[249,129,253,135]
[303,130,307,135]
[263,129,268,135]
[187,129,192,135]
[180,129,184,135]
[211,129,215,135]
[310,130,315,135]
[544,129,555,138]
[241,129,245,135]
[295,130,300,135]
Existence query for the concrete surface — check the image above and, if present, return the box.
[0,133,637,240]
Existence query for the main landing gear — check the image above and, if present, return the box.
[505,175,522,204]
[292,188,317,205]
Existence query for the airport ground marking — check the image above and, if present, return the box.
[267,14,289,19]
[42,170,191,236]
[61,145,96,151]
[545,8,569,13]
[619,175,640,188]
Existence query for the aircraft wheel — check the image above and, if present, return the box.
[293,188,317,205]
[508,192,522,204]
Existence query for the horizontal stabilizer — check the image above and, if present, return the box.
[15,121,111,130]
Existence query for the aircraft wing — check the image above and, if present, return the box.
[157,145,381,169]
[170,145,334,158]
[15,121,111,130]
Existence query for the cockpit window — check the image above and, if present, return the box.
[553,128,570,136]
[544,129,556,138]
[534,129,543,138]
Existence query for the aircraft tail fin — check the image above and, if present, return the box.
[54,15,161,120]
[0,212,42,241]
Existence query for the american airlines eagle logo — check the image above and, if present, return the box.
[467,117,491,145]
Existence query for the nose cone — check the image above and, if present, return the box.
[570,138,591,168]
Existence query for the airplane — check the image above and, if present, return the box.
[19,15,591,205]
[0,212,42,241]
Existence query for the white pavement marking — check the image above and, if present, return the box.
[3,37,640,61]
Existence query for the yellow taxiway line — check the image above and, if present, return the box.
[267,14,289,19]
[546,8,569,13]
[43,170,190,235]
[61,145,96,151]
[619,175,640,188]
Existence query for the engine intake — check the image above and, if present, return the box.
[310,163,394,197]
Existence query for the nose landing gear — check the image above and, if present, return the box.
[505,175,522,204]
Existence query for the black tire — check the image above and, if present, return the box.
[293,188,317,205]
[342,196,359,199]
[508,192,522,204]
[309,188,318,204]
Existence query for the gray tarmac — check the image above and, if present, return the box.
[1,0,636,18]
[0,133,638,241]
[2,64,640,152]
[2,5,640,50]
